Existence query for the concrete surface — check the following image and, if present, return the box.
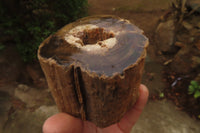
[132,100,200,133]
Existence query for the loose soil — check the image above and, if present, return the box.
[163,69,200,120]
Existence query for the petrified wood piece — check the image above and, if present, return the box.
[38,15,148,127]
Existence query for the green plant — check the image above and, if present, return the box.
[0,0,88,62]
[0,43,5,51]
[188,80,200,99]
[159,92,165,98]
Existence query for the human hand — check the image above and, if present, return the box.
[43,84,149,133]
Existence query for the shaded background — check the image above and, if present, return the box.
[0,0,200,132]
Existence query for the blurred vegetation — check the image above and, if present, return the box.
[188,81,200,99]
[0,43,5,51]
[0,0,88,62]
[171,0,188,24]
[171,0,199,24]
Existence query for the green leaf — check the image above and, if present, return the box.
[28,26,41,34]
[194,90,200,99]
[194,84,199,89]
[46,21,55,29]
[43,30,51,36]
[191,81,198,86]
[159,93,164,98]
[188,85,195,94]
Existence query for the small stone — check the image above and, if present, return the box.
[163,59,173,65]
[17,84,29,92]
[35,105,58,118]
[155,20,175,53]
[182,21,193,31]
[174,42,186,48]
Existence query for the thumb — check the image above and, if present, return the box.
[43,113,83,133]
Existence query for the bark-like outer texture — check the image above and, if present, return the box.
[38,15,148,127]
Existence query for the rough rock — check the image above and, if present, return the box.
[17,84,29,92]
[155,20,176,53]
[3,105,58,133]
[35,105,59,118]
[170,45,200,74]
[14,84,54,108]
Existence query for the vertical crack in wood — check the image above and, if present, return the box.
[73,66,86,120]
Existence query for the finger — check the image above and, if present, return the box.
[43,113,83,133]
[118,84,149,133]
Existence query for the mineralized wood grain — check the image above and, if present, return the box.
[38,15,148,127]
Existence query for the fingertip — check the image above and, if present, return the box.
[43,113,83,133]
[137,84,149,110]
[139,84,149,99]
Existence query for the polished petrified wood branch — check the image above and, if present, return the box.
[38,15,148,127]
